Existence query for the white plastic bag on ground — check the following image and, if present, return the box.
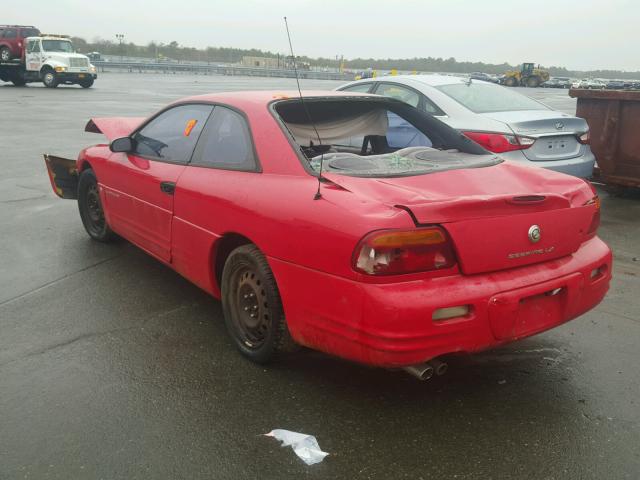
[264,429,329,465]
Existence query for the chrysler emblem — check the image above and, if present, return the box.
[528,225,541,243]
[555,122,564,130]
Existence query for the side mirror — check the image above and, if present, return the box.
[110,137,133,153]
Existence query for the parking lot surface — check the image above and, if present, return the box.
[1,74,639,479]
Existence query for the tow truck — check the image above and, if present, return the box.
[0,34,97,88]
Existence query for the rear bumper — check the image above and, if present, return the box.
[501,149,596,178]
[270,237,612,367]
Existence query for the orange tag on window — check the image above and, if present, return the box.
[184,119,197,137]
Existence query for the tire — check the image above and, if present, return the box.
[504,76,518,87]
[77,169,115,242]
[526,76,540,88]
[11,77,26,87]
[79,78,94,88]
[0,46,11,62]
[221,244,297,363]
[42,69,58,88]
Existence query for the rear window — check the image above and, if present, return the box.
[20,28,40,38]
[274,98,499,178]
[436,82,548,113]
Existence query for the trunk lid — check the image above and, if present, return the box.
[85,117,145,141]
[480,110,588,161]
[323,162,596,275]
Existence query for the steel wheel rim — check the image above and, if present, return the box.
[232,267,269,349]
[44,73,54,84]
[0,49,9,61]
[85,184,105,234]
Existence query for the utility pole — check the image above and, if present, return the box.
[116,33,125,62]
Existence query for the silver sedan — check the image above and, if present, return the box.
[337,75,594,178]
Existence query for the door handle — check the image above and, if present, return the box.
[160,181,175,195]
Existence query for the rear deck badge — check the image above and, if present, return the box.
[528,225,541,243]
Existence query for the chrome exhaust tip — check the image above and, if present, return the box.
[429,358,448,376]
[402,363,434,381]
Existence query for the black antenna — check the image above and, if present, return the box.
[284,16,324,200]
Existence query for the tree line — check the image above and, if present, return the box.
[71,37,640,79]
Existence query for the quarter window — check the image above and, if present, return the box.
[422,96,445,116]
[341,83,374,93]
[191,107,257,170]
[132,104,213,163]
[375,83,421,108]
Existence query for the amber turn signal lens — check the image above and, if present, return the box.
[584,196,601,236]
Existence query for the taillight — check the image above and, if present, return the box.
[462,131,535,153]
[584,195,600,237]
[578,131,590,144]
[353,227,456,275]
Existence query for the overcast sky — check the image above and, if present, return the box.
[6,0,638,71]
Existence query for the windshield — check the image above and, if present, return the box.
[42,40,73,53]
[436,82,548,113]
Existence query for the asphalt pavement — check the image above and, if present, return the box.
[1,74,639,479]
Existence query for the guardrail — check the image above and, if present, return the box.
[94,61,351,81]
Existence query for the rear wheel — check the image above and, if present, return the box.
[221,244,297,363]
[77,169,115,242]
[0,46,11,62]
[11,76,26,87]
[42,69,58,88]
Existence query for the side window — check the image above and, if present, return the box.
[132,104,213,163]
[340,83,374,93]
[375,83,420,108]
[191,107,257,171]
[4,29,17,39]
[27,40,39,53]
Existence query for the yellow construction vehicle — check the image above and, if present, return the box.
[502,63,550,88]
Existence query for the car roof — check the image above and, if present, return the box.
[361,74,473,87]
[178,90,380,110]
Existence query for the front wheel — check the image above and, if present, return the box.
[79,78,94,88]
[42,70,58,88]
[77,169,115,242]
[504,76,518,87]
[221,244,297,363]
[526,76,540,88]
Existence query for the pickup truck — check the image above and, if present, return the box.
[0,34,97,88]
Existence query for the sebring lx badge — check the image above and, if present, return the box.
[507,225,553,259]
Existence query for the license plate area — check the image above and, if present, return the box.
[524,135,580,161]
[488,273,583,341]
[544,138,570,152]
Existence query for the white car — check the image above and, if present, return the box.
[337,75,595,178]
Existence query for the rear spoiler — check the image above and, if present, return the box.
[85,117,145,141]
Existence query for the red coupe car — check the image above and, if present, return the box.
[45,91,611,380]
